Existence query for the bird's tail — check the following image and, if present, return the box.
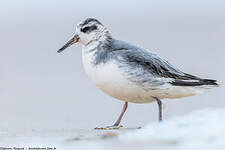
[194,79,220,94]
[200,79,219,87]
[171,78,219,87]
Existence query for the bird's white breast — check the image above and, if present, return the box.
[82,44,156,103]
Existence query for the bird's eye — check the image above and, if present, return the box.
[81,25,97,33]
[81,26,91,33]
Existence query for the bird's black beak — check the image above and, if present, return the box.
[57,34,80,53]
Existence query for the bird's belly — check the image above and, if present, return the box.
[82,54,155,103]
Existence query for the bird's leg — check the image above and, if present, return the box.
[113,101,128,127]
[154,97,163,121]
[95,102,128,130]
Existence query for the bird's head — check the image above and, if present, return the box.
[58,18,111,53]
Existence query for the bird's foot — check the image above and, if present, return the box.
[94,124,123,130]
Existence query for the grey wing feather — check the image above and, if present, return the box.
[110,39,218,86]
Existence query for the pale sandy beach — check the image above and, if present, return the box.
[1,109,225,150]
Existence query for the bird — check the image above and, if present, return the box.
[57,18,219,130]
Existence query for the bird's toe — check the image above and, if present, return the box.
[94,124,123,130]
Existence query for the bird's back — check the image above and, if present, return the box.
[109,39,218,88]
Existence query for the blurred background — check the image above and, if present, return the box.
[0,0,224,130]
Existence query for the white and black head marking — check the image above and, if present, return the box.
[58,18,110,53]
[76,18,110,45]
